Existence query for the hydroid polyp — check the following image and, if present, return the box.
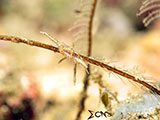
[137,0,160,26]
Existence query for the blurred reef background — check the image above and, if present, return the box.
[0,0,160,120]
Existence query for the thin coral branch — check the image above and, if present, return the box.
[0,34,160,96]
[76,0,98,120]
[88,0,97,57]
[0,35,59,52]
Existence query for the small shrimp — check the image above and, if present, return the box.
[40,31,88,69]
[40,31,88,85]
